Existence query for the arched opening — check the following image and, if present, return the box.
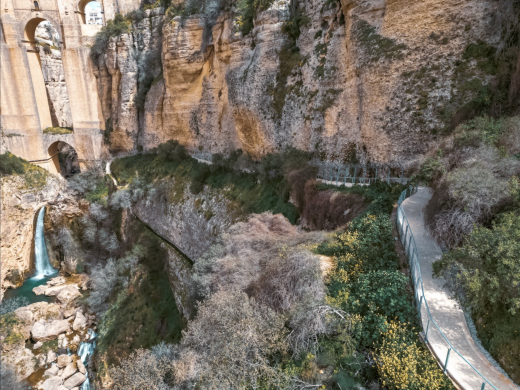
[33,1,40,10]
[78,0,103,25]
[48,141,80,177]
[24,19,73,132]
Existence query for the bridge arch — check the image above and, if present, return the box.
[23,17,74,133]
[46,139,81,177]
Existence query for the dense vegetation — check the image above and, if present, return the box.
[111,141,313,224]
[104,154,453,389]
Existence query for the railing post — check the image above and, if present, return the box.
[375,165,378,182]
[353,167,356,184]
[481,382,486,390]
[345,167,348,185]
[444,348,451,373]
[425,318,430,342]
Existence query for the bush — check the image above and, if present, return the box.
[348,271,416,347]
[0,152,26,176]
[377,322,453,390]
[437,212,520,315]
[90,14,131,60]
[109,348,173,390]
[175,289,288,388]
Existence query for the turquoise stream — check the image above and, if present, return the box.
[3,206,58,304]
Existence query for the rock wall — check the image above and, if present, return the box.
[94,0,500,163]
[131,178,243,319]
[0,175,64,299]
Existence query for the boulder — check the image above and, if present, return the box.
[76,360,86,374]
[57,285,81,304]
[48,276,66,286]
[33,284,67,296]
[42,376,63,390]
[44,365,59,377]
[72,312,86,331]
[31,320,70,342]
[15,302,61,324]
[34,341,43,349]
[63,372,86,389]
[47,349,57,363]
[61,362,77,380]
[56,354,72,368]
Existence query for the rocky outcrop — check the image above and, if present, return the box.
[2,274,95,382]
[43,198,86,275]
[94,0,500,164]
[0,174,65,298]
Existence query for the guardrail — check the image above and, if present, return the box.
[316,163,409,186]
[397,187,499,390]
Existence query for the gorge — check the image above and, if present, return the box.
[1,0,520,389]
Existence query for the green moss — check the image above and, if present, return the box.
[0,313,24,346]
[353,18,407,63]
[271,44,306,120]
[40,339,58,355]
[43,127,73,135]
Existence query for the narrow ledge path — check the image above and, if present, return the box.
[402,188,518,390]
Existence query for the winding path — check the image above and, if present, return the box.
[402,188,518,390]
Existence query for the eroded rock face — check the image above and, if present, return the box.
[94,0,499,164]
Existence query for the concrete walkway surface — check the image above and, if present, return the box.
[401,187,518,390]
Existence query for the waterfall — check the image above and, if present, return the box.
[78,329,97,390]
[32,207,57,280]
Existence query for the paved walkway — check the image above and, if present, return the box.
[402,188,518,390]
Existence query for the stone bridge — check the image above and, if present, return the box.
[0,0,139,173]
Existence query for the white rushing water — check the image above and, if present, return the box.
[32,207,57,280]
[78,329,97,390]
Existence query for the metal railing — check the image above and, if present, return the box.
[397,187,499,390]
[315,163,409,186]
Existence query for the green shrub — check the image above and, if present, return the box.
[0,152,49,189]
[0,152,26,176]
[91,14,131,60]
[377,322,453,390]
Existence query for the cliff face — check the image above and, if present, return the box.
[94,0,500,163]
[0,175,64,298]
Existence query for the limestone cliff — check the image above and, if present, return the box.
[94,0,502,163]
[0,175,64,298]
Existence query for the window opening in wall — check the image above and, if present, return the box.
[79,1,103,25]
[33,1,39,10]
[24,19,74,132]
